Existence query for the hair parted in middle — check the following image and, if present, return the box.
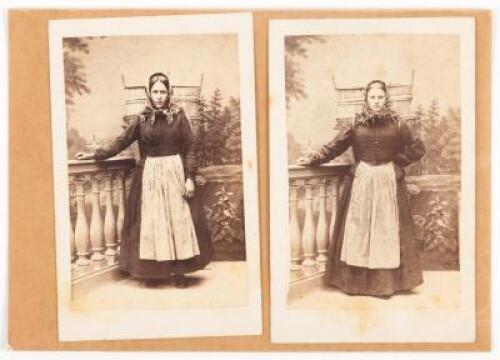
[354,79,399,127]
[364,79,388,101]
[146,72,172,109]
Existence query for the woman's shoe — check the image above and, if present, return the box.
[374,293,392,299]
[174,274,188,288]
[143,279,160,288]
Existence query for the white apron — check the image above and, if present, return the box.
[139,154,200,261]
[340,161,400,269]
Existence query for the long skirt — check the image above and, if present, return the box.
[118,156,212,279]
[324,162,423,297]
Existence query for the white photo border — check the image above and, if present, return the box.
[269,17,475,343]
[49,12,261,341]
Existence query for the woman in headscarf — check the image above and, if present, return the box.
[77,72,212,288]
[297,80,425,297]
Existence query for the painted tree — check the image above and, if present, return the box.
[420,98,441,174]
[219,107,232,163]
[63,38,91,108]
[439,108,461,173]
[204,89,229,164]
[63,37,91,158]
[418,98,461,175]
[285,35,325,109]
[224,97,242,164]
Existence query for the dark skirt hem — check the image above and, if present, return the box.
[324,174,424,297]
[325,271,424,297]
[118,256,211,279]
[117,164,213,280]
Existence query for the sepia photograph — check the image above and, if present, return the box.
[49,13,261,341]
[270,17,475,343]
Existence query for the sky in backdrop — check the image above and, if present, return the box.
[287,34,460,147]
[67,34,240,141]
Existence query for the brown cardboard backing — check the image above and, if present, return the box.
[8,9,491,351]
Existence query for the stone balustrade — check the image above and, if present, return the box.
[68,158,243,282]
[288,164,351,280]
[68,158,135,281]
[288,163,460,282]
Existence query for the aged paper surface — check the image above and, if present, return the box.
[270,17,476,343]
[49,13,261,341]
[9,9,490,351]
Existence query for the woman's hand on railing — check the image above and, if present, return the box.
[75,152,96,160]
[296,156,312,166]
[296,150,317,166]
[184,178,195,199]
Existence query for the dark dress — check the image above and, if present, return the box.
[308,118,425,296]
[94,108,212,279]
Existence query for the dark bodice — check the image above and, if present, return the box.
[308,118,425,169]
[137,115,190,158]
[352,121,400,164]
[94,108,197,179]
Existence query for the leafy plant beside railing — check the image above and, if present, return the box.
[413,194,458,254]
[204,186,245,245]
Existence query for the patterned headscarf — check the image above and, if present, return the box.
[355,80,399,127]
[143,72,174,125]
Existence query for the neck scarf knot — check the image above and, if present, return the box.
[355,101,398,127]
[142,103,179,126]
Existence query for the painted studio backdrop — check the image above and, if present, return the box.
[285,34,461,305]
[65,34,247,309]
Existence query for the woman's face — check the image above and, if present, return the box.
[150,81,169,109]
[366,87,386,112]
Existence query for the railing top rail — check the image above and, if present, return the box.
[68,157,136,175]
[289,163,351,180]
[198,164,242,182]
[289,164,460,190]
[406,174,460,191]
[68,159,244,183]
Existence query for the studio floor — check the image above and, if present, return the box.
[288,271,461,310]
[72,261,248,311]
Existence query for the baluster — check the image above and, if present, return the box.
[68,191,76,262]
[329,177,340,239]
[301,180,316,275]
[74,177,90,266]
[104,172,117,261]
[338,176,346,204]
[289,180,302,271]
[69,215,76,262]
[89,174,105,261]
[115,170,126,255]
[316,178,328,271]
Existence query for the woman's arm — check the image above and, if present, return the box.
[93,116,141,160]
[394,120,426,167]
[179,110,197,181]
[297,127,354,166]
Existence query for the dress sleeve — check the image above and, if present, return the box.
[179,109,197,180]
[394,120,426,167]
[305,127,354,166]
[94,116,140,160]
